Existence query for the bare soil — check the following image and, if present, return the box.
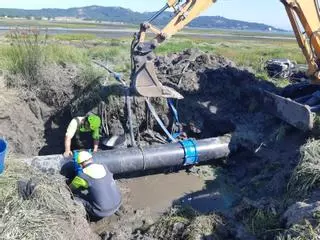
[0,63,85,156]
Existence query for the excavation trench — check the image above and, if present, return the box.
[22,135,236,221]
[1,49,309,239]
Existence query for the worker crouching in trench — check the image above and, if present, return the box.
[64,114,101,157]
[69,151,122,221]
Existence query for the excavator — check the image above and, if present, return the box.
[129,0,320,132]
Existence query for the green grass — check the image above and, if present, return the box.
[0,28,307,87]
[156,39,196,54]
[151,206,225,239]
[44,44,89,64]
[276,220,320,240]
[0,30,47,86]
[88,46,123,61]
[182,27,294,38]
[88,43,131,75]
[0,30,94,89]
[0,36,131,74]
[79,64,105,84]
[244,209,282,238]
[0,44,90,70]
[288,139,320,197]
[52,33,97,41]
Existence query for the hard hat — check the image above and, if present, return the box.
[77,151,92,164]
[87,115,101,130]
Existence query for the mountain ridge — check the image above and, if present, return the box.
[0,5,285,32]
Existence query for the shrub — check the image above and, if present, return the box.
[288,139,320,197]
[5,28,47,88]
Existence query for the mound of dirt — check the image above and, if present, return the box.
[70,49,282,150]
[0,64,84,156]
[154,49,280,150]
[0,82,45,155]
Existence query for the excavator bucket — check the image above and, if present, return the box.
[133,61,184,99]
[262,90,314,131]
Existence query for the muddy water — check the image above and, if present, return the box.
[121,169,240,218]
[122,171,206,217]
[178,173,241,214]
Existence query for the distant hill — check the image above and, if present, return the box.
[0,5,285,32]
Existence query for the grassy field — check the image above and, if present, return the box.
[157,37,304,63]
[181,27,294,38]
[156,36,304,83]
[0,29,305,87]
[0,20,303,76]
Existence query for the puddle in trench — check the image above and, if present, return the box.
[177,173,241,214]
[122,169,240,218]
[122,171,205,217]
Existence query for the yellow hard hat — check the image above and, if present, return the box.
[77,151,92,164]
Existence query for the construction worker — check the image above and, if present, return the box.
[69,151,122,221]
[64,114,101,157]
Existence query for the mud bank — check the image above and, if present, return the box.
[0,64,81,156]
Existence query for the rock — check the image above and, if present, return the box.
[264,170,288,196]
[283,201,320,227]
[172,222,186,236]
[234,223,257,240]
[109,118,125,136]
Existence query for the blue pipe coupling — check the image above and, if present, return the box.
[179,139,198,166]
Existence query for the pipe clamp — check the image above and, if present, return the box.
[179,139,198,165]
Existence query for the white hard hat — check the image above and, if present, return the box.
[77,151,92,164]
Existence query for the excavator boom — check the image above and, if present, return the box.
[130,0,320,131]
[281,0,320,81]
[131,0,215,99]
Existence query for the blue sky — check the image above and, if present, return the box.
[0,0,291,30]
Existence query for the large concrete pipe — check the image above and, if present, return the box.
[23,135,232,175]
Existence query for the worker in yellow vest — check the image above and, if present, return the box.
[64,114,101,157]
[69,151,122,221]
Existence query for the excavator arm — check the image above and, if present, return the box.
[130,0,320,131]
[131,0,215,99]
[131,0,320,96]
[281,0,320,82]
